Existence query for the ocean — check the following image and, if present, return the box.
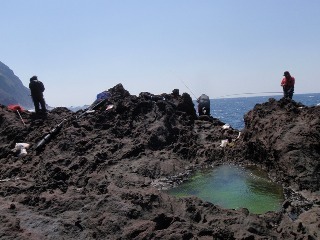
[210,93,320,130]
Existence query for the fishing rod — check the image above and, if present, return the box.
[171,71,199,99]
[179,79,198,99]
[173,70,282,100]
[76,98,108,119]
[34,98,109,151]
[35,118,67,150]
[16,110,26,127]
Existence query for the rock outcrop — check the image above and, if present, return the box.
[240,98,320,192]
[0,84,319,239]
[0,61,33,109]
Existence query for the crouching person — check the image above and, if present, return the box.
[90,90,112,110]
[197,94,210,116]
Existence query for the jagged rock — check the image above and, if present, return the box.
[239,98,320,191]
[0,85,319,239]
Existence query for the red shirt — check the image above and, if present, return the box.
[281,77,295,87]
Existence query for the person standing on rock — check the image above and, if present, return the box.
[29,75,47,114]
[197,94,210,116]
[281,71,295,99]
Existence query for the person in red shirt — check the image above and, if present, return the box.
[280,71,295,99]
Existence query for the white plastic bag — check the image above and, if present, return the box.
[18,148,28,157]
[220,139,228,147]
[222,124,230,130]
[12,143,30,157]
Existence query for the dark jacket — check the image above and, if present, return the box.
[29,80,45,98]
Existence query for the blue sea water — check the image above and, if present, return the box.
[210,93,320,130]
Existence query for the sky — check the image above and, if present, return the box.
[1,0,320,107]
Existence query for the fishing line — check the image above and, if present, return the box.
[179,79,198,99]
[171,71,282,99]
[170,71,199,99]
[215,92,283,99]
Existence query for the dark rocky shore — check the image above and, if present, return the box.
[0,84,319,239]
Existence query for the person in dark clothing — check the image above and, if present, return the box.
[197,94,210,116]
[29,75,47,113]
[281,71,295,99]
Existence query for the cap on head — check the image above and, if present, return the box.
[283,71,290,76]
[30,75,38,81]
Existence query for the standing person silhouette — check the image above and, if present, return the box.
[29,75,47,114]
[281,71,295,99]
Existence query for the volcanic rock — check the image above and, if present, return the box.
[0,84,319,239]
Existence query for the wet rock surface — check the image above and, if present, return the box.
[0,84,319,239]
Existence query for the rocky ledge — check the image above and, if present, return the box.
[0,84,319,239]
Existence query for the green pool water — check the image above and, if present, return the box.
[166,164,284,214]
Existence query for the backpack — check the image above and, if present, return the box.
[30,80,45,95]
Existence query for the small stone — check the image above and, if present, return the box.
[9,204,16,210]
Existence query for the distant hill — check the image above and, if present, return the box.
[0,61,33,109]
[68,105,90,112]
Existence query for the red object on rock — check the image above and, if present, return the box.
[7,104,24,112]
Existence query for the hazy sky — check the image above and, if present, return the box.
[1,0,320,107]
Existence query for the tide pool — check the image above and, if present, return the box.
[166,164,284,214]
